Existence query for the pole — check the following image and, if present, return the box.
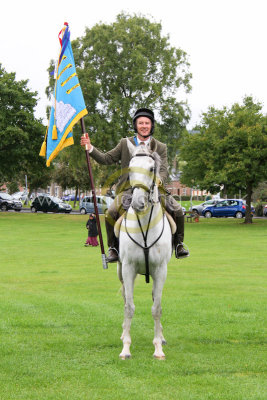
[25,175,28,205]
[80,118,108,270]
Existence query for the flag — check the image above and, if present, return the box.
[40,22,88,166]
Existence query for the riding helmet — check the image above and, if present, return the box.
[132,108,155,134]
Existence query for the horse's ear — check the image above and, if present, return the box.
[126,138,136,157]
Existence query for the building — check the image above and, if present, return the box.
[166,170,210,199]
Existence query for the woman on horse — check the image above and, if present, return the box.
[80,108,189,263]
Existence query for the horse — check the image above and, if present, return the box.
[116,139,173,360]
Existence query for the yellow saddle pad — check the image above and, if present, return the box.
[114,211,176,238]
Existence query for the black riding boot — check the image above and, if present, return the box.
[173,215,190,259]
[105,218,119,263]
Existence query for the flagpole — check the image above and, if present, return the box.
[80,118,108,270]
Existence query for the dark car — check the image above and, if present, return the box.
[62,194,71,201]
[202,199,254,219]
[62,194,79,201]
[0,193,22,212]
[31,195,72,213]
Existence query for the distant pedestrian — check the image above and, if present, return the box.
[84,213,99,246]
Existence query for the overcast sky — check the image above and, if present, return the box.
[1,0,267,128]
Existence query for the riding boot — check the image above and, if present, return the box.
[105,217,119,263]
[173,214,190,259]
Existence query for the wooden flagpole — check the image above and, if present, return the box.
[80,118,108,270]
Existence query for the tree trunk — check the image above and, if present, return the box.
[244,182,253,224]
[73,186,79,208]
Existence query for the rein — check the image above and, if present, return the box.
[125,206,165,283]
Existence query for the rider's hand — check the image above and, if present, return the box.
[80,132,92,151]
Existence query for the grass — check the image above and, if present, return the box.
[0,213,267,399]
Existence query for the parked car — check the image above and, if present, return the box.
[190,199,222,215]
[202,199,254,219]
[79,195,114,214]
[62,194,71,201]
[264,205,267,217]
[30,192,48,201]
[62,194,79,201]
[11,191,28,203]
[0,193,22,212]
[31,195,72,213]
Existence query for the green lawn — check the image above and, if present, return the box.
[0,213,267,399]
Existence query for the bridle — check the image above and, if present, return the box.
[125,152,164,283]
[130,153,157,199]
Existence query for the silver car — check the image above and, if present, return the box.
[79,195,114,215]
[190,199,222,215]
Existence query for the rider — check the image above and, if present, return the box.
[80,108,189,263]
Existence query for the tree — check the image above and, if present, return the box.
[52,127,110,197]
[180,96,267,223]
[46,13,192,189]
[0,64,52,191]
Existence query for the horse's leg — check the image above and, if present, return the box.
[117,261,127,341]
[152,289,167,345]
[151,265,167,359]
[119,263,136,360]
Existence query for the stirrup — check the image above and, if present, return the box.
[175,242,190,259]
[106,247,119,263]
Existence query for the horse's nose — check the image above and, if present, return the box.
[131,191,148,212]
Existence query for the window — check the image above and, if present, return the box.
[229,200,238,206]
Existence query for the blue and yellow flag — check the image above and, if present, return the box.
[40,22,88,166]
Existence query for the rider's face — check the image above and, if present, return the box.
[136,117,152,140]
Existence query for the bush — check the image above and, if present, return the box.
[255,201,264,217]
[6,181,19,194]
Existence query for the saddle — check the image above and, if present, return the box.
[114,211,176,238]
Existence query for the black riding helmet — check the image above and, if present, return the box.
[132,108,155,135]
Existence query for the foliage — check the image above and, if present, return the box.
[46,12,192,186]
[0,64,52,190]
[52,128,110,193]
[255,201,264,217]
[253,181,267,202]
[6,181,19,194]
[1,213,267,399]
[180,96,267,223]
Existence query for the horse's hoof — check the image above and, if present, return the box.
[119,354,131,360]
[153,354,165,360]
[162,340,167,346]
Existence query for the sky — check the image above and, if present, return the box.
[1,0,267,129]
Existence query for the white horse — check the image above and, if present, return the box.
[116,140,173,360]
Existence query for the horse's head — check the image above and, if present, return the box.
[127,139,160,213]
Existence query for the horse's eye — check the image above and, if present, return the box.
[150,167,154,172]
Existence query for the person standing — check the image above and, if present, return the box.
[85,213,99,247]
[81,108,189,262]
